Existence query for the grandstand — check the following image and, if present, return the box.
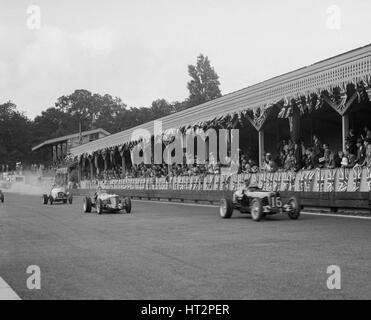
[69,45,371,203]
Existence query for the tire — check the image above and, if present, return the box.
[250,198,264,221]
[219,198,233,219]
[287,196,301,220]
[0,196,4,203]
[49,196,54,205]
[68,195,73,204]
[124,197,132,213]
[42,194,48,205]
[96,199,103,214]
[63,199,67,204]
[83,197,92,213]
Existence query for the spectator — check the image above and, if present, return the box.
[342,150,356,168]
[365,144,371,168]
[284,150,295,171]
[312,134,323,167]
[361,126,371,142]
[321,143,331,168]
[294,141,303,171]
[346,129,357,155]
[304,148,315,170]
[355,138,366,165]
[326,151,338,169]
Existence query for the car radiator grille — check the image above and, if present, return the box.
[110,197,117,207]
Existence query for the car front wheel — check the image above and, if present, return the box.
[83,197,92,213]
[287,197,300,220]
[219,198,233,219]
[96,199,103,214]
[124,197,132,213]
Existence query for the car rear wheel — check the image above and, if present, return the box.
[96,199,103,214]
[287,197,300,220]
[83,197,92,213]
[250,198,264,221]
[124,197,132,213]
[49,196,54,205]
[0,196,4,203]
[68,195,73,204]
[219,198,233,219]
[42,194,48,205]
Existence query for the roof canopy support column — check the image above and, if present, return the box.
[119,148,126,178]
[102,152,108,172]
[88,157,94,180]
[52,145,57,162]
[342,114,349,152]
[94,154,99,177]
[289,107,301,142]
[77,156,81,184]
[258,130,264,168]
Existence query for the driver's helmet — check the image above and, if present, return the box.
[248,182,259,190]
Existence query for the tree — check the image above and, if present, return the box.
[92,94,127,133]
[54,90,127,134]
[187,54,222,108]
[55,89,100,132]
[0,101,34,166]
[149,99,175,118]
[33,107,75,142]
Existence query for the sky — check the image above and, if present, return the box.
[1,0,371,119]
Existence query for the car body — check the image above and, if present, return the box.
[43,185,73,205]
[0,189,4,203]
[83,189,132,214]
[219,186,300,221]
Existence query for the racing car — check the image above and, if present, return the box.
[219,183,300,221]
[42,185,73,205]
[83,189,132,214]
[0,189,4,203]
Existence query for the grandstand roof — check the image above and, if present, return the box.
[32,128,111,152]
[70,44,371,157]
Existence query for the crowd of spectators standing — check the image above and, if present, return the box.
[83,126,371,180]
[4,127,371,181]
[257,126,371,173]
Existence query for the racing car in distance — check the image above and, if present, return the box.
[0,189,4,203]
[83,189,132,214]
[219,183,301,222]
[42,185,73,205]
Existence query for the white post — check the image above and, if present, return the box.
[258,130,264,168]
[77,157,81,183]
[342,114,349,152]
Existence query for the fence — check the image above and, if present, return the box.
[79,167,371,193]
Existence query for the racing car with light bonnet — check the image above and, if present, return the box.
[83,189,132,214]
[0,189,4,203]
[219,182,300,221]
[43,185,73,205]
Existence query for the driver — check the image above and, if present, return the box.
[235,179,260,206]
[94,186,102,202]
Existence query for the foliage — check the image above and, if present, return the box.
[187,54,222,108]
[0,101,34,165]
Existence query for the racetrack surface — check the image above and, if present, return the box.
[0,192,370,300]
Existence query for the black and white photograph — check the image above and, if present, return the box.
[1,0,371,308]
